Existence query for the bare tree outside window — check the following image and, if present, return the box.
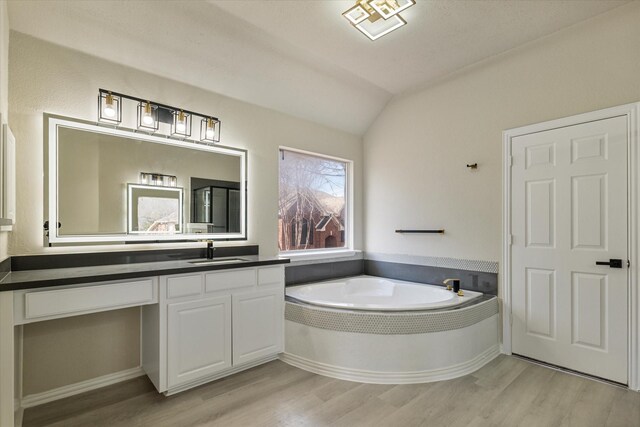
[279,149,348,252]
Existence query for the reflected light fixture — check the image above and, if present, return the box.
[97,89,221,143]
[342,0,415,40]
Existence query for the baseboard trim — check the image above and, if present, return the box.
[280,345,500,384]
[164,355,279,396]
[20,367,145,409]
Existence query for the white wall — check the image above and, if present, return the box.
[9,32,362,394]
[364,3,640,264]
[9,31,363,256]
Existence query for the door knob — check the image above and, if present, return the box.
[595,259,623,268]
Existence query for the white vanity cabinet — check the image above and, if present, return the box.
[143,265,285,394]
[232,287,284,365]
[167,295,232,388]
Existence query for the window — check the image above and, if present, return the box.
[279,148,351,253]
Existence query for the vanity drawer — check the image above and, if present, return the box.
[257,266,284,286]
[205,268,256,293]
[21,279,156,322]
[166,274,203,300]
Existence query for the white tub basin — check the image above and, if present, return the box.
[286,276,481,311]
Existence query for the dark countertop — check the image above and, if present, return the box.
[0,255,290,291]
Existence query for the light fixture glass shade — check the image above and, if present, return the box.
[137,101,159,132]
[342,4,371,25]
[98,91,121,124]
[171,110,192,137]
[355,14,406,40]
[200,117,220,143]
[367,0,415,20]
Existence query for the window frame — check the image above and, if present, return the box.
[278,146,354,259]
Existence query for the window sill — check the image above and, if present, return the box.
[280,249,362,264]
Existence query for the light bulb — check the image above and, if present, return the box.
[142,102,154,126]
[176,111,186,133]
[103,93,116,118]
[205,118,215,139]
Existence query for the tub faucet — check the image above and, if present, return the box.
[443,278,464,296]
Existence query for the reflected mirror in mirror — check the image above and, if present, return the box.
[48,116,246,244]
[128,184,183,234]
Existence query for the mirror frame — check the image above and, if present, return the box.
[46,115,247,245]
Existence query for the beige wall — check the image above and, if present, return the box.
[9,32,362,395]
[9,32,363,256]
[22,308,140,395]
[364,3,640,264]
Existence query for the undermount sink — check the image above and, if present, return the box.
[189,258,249,265]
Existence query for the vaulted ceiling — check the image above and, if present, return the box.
[8,1,628,135]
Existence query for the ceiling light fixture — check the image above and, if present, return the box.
[342,0,415,41]
[97,89,221,143]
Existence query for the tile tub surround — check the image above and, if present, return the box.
[285,296,498,335]
[283,297,500,384]
[284,253,498,295]
[364,260,498,296]
[285,259,364,286]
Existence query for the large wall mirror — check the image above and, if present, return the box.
[46,115,246,245]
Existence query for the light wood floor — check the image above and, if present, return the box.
[23,355,640,427]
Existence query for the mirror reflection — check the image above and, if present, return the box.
[190,177,241,233]
[50,118,246,243]
[127,184,184,234]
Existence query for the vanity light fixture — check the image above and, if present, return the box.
[103,95,116,118]
[342,0,415,41]
[172,110,192,138]
[97,89,222,143]
[97,91,121,124]
[200,117,220,143]
[137,101,159,132]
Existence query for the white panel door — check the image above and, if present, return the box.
[167,295,232,388]
[511,116,628,384]
[232,288,283,366]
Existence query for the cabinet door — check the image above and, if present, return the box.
[167,295,231,388]
[232,288,283,366]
